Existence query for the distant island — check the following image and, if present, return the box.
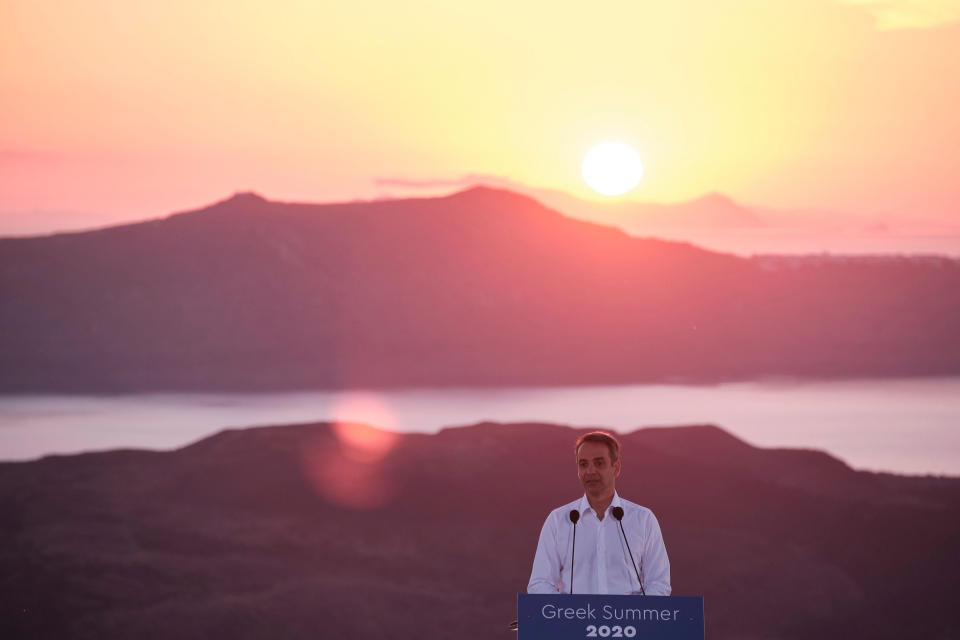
[1,186,958,392]
[1,420,957,639]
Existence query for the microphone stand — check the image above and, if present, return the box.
[569,509,580,594]
[611,506,644,595]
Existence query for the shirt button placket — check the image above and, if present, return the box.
[597,515,608,593]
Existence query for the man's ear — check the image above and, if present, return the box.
[614,459,622,478]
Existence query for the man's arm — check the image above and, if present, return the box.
[640,512,671,596]
[527,513,563,593]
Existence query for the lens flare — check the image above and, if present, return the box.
[301,394,400,510]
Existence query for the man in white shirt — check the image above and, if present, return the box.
[527,431,671,596]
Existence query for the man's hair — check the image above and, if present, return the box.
[574,431,620,463]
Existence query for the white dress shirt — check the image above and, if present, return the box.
[527,492,671,596]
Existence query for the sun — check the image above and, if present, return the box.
[582,142,644,196]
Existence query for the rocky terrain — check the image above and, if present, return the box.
[2,421,958,639]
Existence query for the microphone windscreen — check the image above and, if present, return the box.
[569,509,580,524]
[611,506,624,521]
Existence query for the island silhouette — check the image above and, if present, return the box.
[1,186,958,392]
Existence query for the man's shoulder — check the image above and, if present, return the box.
[618,497,658,520]
[543,497,584,521]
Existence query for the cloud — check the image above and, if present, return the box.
[374,174,507,190]
[372,174,530,200]
[841,0,960,29]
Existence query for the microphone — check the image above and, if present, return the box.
[568,509,580,594]
[611,506,644,595]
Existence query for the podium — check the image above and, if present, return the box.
[517,594,704,639]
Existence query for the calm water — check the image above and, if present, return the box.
[1,377,958,475]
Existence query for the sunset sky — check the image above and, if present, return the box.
[2,0,959,234]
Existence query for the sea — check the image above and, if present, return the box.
[1,376,958,476]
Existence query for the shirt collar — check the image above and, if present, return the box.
[578,490,622,518]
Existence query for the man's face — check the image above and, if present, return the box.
[577,440,620,497]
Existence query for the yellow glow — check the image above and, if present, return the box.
[841,0,960,30]
[1,0,958,227]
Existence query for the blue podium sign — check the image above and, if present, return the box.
[517,594,704,640]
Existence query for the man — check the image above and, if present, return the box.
[527,431,671,595]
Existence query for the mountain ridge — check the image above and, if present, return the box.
[1,186,958,392]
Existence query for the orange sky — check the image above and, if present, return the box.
[1,0,959,234]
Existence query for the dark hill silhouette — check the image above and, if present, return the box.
[0,421,957,639]
[1,186,958,391]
